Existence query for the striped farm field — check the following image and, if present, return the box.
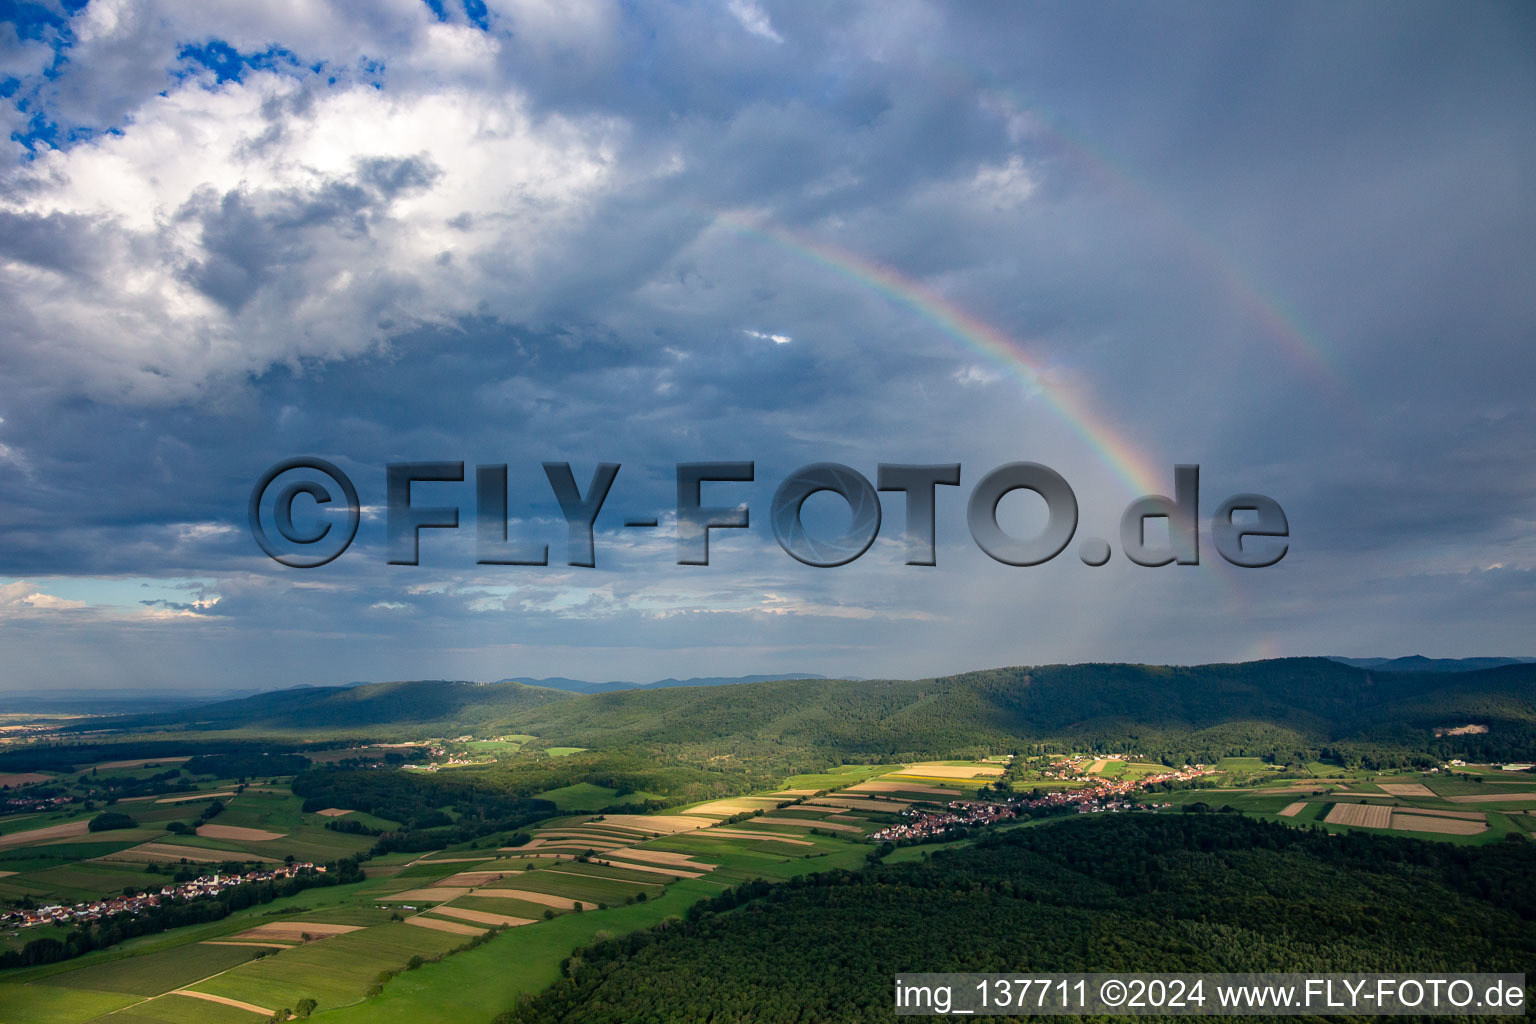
[1390,813,1487,835]
[405,916,484,936]
[701,829,812,845]
[431,906,534,927]
[805,797,910,813]
[538,860,670,884]
[0,820,89,849]
[750,816,863,833]
[1447,793,1536,804]
[483,871,644,904]
[590,858,703,879]
[450,894,560,919]
[169,991,274,1015]
[377,887,471,902]
[388,864,469,882]
[535,867,660,888]
[1278,802,1308,817]
[99,842,279,864]
[432,870,521,887]
[231,922,361,943]
[1384,807,1485,820]
[844,780,954,796]
[155,792,236,804]
[681,798,784,816]
[896,763,1004,779]
[1376,783,1436,798]
[763,805,838,817]
[522,839,627,852]
[195,824,285,842]
[469,889,584,910]
[602,848,713,869]
[585,814,709,834]
[1325,803,1393,828]
[520,829,630,841]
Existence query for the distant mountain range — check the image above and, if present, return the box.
[0,674,828,714]
[492,673,834,695]
[1326,656,1536,673]
[26,659,1536,769]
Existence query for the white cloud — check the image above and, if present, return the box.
[953,364,1003,387]
[742,328,792,344]
[0,580,88,612]
[727,0,783,44]
[968,155,1037,208]
[2,23,630,404]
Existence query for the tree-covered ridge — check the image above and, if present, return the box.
[48,659,1536,771]
[502,814,1536,1024]
[58,678,571,734]
[498,659,1536,768]
[291,750,767,822]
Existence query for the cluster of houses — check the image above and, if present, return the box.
[869,764,1211,844]
[1,792,71,815]
[401,754,491,771]
[869,799,1025,842]
[0,862,324,932]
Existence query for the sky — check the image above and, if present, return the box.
[0,0,1533,691]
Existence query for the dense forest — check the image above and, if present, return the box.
[290,767,556,834]
[501,814,1536,1024]
[494,660,1536,770]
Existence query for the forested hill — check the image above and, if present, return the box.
[62,678,572,733]
[492,659,1536,765]
[65,659,1536,766]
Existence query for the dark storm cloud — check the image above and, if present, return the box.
[0,1,1532,688]
[178,154,442,311]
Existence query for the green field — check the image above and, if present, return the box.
[39,941,264,996]
[188,922,464,1012]
[0,982,140,1023]
[95,994,280,1024]
[779,765,898,790]
[484,871,646,906]
[531,783,660,812]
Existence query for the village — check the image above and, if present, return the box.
[0,861,324,932]
[869,758,1215,844]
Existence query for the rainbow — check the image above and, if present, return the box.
[933,62,1340,387]
[714,211,1260,632]
[715,211,1169,497]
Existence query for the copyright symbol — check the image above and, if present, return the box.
[1100,980,1127,1008]
[248,457,360,568]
